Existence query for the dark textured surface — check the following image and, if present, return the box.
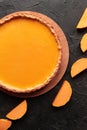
[0,0,87,130]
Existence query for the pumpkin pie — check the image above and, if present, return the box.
[0,11,61,94]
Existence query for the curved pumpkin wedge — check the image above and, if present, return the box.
[80,33,87,52]
[77,8,87,29]
[52,80,72,107]
[71,58,87,77]
[6,100,27,120]
[0,119,12,130]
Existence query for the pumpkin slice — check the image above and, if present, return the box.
[0,119,12,130]
[77,8,87,29]
[6,100,27,120]
[52,80,72,107]
[71,58,87,77]
[80,33,87,52]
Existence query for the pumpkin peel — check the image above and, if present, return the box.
[6,100,27,120]
[52,80,72,107]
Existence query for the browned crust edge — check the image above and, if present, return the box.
[0,11,62,94]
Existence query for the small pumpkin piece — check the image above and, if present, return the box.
[77,8,87,29]
[52,80,72,107]
[80,33,87,52]
[71,58,87,77]
[6,100,27,120]
[0,119,12,130]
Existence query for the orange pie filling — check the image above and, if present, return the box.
[0,18,61,91]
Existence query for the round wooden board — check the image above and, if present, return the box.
[25,24,69,98]
[1,22,69,98]
[0,24,69,98]
[0,12,69,98]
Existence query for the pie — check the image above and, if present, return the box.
[0,11,61,94]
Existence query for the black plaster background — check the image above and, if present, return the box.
[0,0,87,130]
